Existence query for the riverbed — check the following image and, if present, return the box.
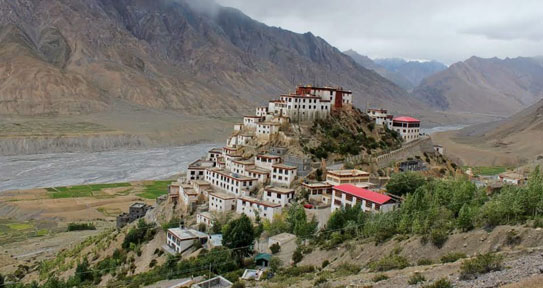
[0,143,218,192]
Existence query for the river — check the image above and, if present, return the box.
[0,143,219,193]
[421,125,467,135]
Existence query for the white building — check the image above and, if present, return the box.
[179,184,199,210]
[243,116,262,128]
[255,154,282,171]
[188,159,215,181]
[231,159,255,175]
[499,172,526,185]
[196,212,214,228]
[392,116,421,143]
[263,186,295,207]
[246,167,270,184]
[326,169,371,186]
[192,180,212,199]
[301,182,333,196]
[331,184,396,213]
[166,228,209,254]
[256,106,268,117]
[205,168,258,196]
[267,100,287,116]
[207,148,223,165]
[236,196,282,222]
[208,191,237,212]
[256,122,280,139]
[295,85,353,109]
[278,94,331,122]
[271,163,297,187]
[367,108,393,127]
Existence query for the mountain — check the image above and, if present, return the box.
[344,50,415,91]
[0,0,418,118]
[413,56,543,116]
[374,58,447,87]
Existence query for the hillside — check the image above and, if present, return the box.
[433,99,543,166]
[0,0,417,117]
[374,57,447,88]
[413,56,543,116]
[344,50,415,91]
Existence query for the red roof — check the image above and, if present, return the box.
[334,184,392,204]
[393,116,420,123]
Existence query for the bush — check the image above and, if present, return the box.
[408,272,426,285]
[321,259,330,268]
[149,259,157,268]
[292,248,303,265]
[440,252,467,263]
[232,281,245,288]
[123,219,156,249]
[372,273,389,282]
[67,223,96,231]
[423,278,452,288]
[505,229,521,246]
[430,228,448,248]
[314,276,328,286]
[368,253,409,272]
[270,257,282,273]
[270,243,281,254]
[417,258,433,266]
[280,265,315,277]
[460,253,504,280]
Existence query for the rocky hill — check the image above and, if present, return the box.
[413,56,543,116]
[374,57,447,88]
[0,0,418,117]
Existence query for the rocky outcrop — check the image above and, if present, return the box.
[0,134,152,156]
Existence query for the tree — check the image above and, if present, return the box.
[286,204,317,239]
[223,214,255,265]
[386,172,425,196]
[457,204,474,231]
[270,243,281,254]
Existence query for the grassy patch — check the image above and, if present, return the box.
[440,252,467,263]
[46,183,131,198]
[466,166,507,176]
[138,180,170,199]
[7,222,33,230]
[36,229,49,236]
[460,253,504,280]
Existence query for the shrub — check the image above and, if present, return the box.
[505,229,521,246]
[372,274,389,282]
[123,219,156,249]
[67,223,96,231]
[430,228,448,248]
[417,258,433,266]
[280,265,315,277]
[270,243,281,254]
[335,262,361,276]
[270,257,282,273]
[314,276,328,286]
[231,281,245,288]
[292,248,303,265]
[368,253,409,272]
[422,278,452,288]
[460,253,504,280]
[321,259,330,268]
[149,259,157,268]
[408,272,426,285]
[440,252,467,263]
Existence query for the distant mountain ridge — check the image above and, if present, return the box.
[413,56,543,116]
[0,0,419,117]
[344,50,446,90]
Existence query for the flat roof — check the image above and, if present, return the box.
[206,168,257,182]
[232,159,255,166]
[266,186,295,194]
[208,147,223,153]
[238,196,281,208]
[302,182,332,188]
[246,167,270,175]
[209,191,236,200]
[257,154,281,159]
[189,159,215,169]
[327,169,369,177]
[393,116,420,123]
[167,228,208,240]
[272,163,297,170]
[192,180,211,186]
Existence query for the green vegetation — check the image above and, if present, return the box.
[423,278,452,288]
[270,243,281,254]
[372,273,389,282]
[67,223,96,232]
[460,253,504,280]
[368,249,409,272]
[466,166,507,176]
[263,203,318,239]
[138,180,170,199]
[408,272,426,285]
[317,167,543,249]
[122,219,156,249]
[46,183,131,198]
[222,214,255,264]
[7,223,33,230]
[440,252,467,263]
[292,248,303,265]
[386,172,426,196]
[417,258,433,266]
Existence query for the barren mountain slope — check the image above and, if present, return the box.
[414,56,543,116]
[0,0,419,118]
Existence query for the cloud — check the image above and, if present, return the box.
[216,0,543,64]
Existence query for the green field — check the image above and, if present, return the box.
[138,180,171,199]
[0,220,52,244]
[46,183,131,198]
[466,166,507,176]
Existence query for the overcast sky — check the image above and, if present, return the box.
[216,0,543,65]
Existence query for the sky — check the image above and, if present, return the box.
[216,0,543,65]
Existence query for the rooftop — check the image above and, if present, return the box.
[272,163,297,170]
[334,184,393,204]
[266,186,295,194]
[327,169,369,177]
[189,159,215,169]
[209,191,236,200]
[257,154,281,159]
[302,182,333,188]
[206,168,257,181]
[167,228,208,240]
[131,202,147,208]
[393,116,420,123]
[238,195,281,208]
[193,180,211,186]
[246,167,271,174]
[208,147,223,153]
